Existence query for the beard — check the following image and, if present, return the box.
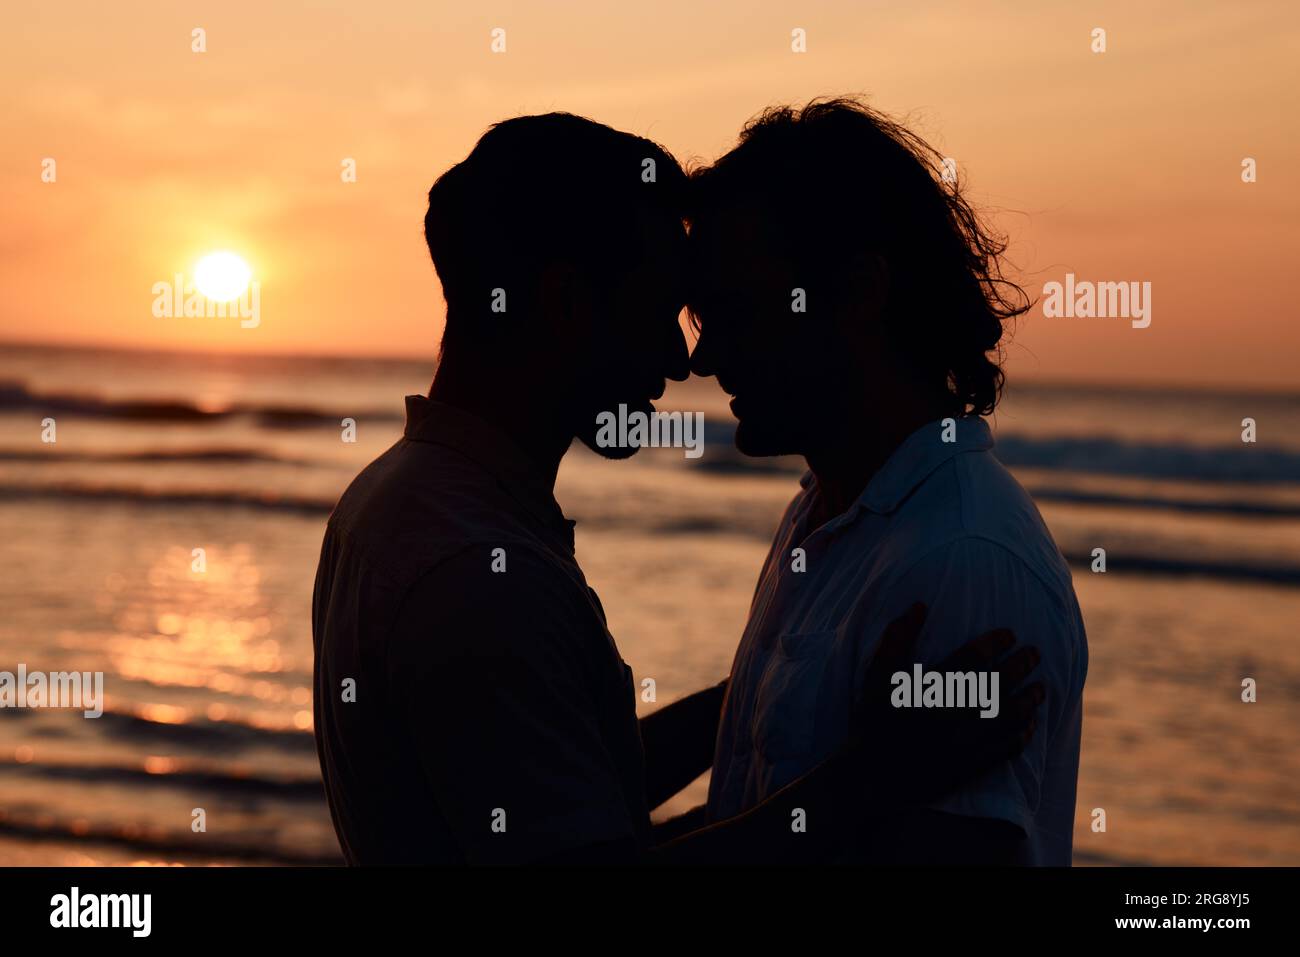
[575,395,657,460]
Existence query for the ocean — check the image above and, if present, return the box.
[1,342,1297,865]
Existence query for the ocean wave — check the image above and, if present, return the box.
[994,435,1300,484]
[1057,550,1300,586]
[0,481,337,514]
[0,756,322,800]
[0,447,316,465]
[689,424,1300,485]
[2,480,1298,585]
[9,376,1294,484]
[0,813,341,865]
[0,380,401,429]
[88,707,317,752]
[1028,486,1300,518]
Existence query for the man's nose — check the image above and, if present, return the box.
[663,322,690,382]
[689,331,716,379]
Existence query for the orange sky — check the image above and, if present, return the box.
[2,0,1297,389]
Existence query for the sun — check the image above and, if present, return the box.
[194,251,252,302]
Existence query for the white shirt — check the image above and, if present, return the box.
[706,417,1088,865]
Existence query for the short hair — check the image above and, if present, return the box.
[425,113,687,356]
[687,97,1029,416]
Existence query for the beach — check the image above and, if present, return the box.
[1,342,1297,865]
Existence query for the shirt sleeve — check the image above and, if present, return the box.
[874,536,1083,837]
[387,545,639,864]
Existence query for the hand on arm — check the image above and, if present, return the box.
[872,540,1079,861]
[646,604,1042,865]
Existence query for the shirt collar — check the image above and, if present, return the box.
[799,416,994,520]
[402,395,575,547]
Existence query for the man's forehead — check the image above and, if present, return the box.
[689,200,785,279]
[691,199,774,254]
[633,204,687,256]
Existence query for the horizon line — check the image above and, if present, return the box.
[1,336,1297,401]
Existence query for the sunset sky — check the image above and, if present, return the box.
[3,0,1297,389]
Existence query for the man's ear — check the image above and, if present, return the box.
[835,252,890,344]
[538,261,595,348]
[853,252,889,314]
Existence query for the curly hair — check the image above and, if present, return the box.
[687,97,1029,416]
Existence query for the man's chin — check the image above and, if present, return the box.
[579,431,641,460]
[576,397,656,460]
[734,419,798,459]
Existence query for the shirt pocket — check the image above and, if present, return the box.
[750,629,837,763]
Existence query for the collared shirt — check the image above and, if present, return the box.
[312,396,649,864]
[706,417,1088,865]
